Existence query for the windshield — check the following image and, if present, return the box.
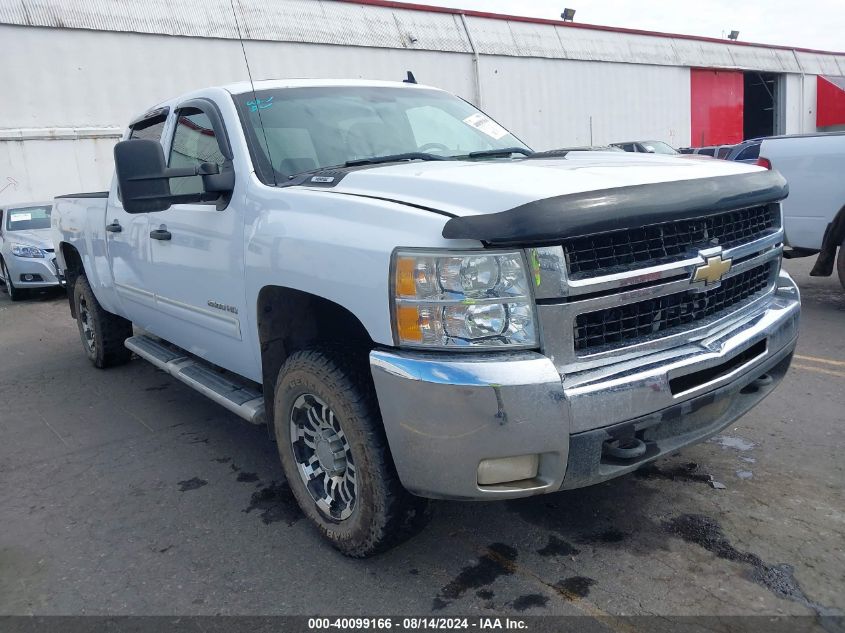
[5,205,52,231]
[641,141,678,155]
[233,86,530,182]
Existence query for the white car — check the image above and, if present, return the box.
[53,79,800,556]
[757,132,845,288]
[0,202,60,301]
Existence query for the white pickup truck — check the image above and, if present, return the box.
[53,79,800,556]
[756,132,845,288]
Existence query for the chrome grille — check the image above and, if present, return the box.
[563,205,778,278]
[573,261,774,352]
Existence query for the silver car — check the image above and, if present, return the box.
[0,202,60,301]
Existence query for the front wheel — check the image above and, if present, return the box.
[0,258,24,302]
[273,348,430,557]
[73,274,133,368]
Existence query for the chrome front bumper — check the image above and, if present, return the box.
[370,272,800,500]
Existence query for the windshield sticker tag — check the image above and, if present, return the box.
[246,96,274,112]
[462,113,508,140]
[311,176,335,183]
[9,212,31,222]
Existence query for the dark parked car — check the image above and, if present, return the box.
[726,139,763,164]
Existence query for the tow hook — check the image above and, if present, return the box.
[603,437,647,460]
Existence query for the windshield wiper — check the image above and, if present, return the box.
[466,147,534,159]
[345,152,451,167]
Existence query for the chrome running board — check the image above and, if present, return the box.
[125,334,265,425]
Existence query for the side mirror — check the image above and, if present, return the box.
[114,139,234,213]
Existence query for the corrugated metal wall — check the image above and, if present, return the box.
[1,0,844,203]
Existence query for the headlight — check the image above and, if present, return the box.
[11,244,45,258]
[392,250,537,349]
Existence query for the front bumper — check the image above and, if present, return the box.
[370,272,800,500]
[6,254,61,288]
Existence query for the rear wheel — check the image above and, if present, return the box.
[273,348,430,557]
[0,258,24,302]
[73,274,133,368]
[837,239,845,291]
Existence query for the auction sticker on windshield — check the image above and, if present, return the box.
[462,113,508,140]
[10,212,32,222]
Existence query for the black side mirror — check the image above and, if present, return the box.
[114,139,234,213]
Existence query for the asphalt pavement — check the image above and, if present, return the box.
[0,258,842,623]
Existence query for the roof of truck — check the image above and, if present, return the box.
[222,78,440,95]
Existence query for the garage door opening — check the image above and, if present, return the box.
[743,72,781,139]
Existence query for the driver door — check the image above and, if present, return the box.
[138,100,250,378]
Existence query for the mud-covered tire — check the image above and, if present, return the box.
[837,240,845,291]
[73,274,133,368]
[1,258,24,302]
[273,348,431,557]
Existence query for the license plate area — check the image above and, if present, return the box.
[669,339,767,396]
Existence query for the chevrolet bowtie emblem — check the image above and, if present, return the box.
[693,255,732,285]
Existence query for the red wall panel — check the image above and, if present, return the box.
[817,76,845,127]
[690,69,744,146]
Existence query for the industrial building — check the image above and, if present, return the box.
[2,0,845,202]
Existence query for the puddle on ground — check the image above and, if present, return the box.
[710,435,756,451]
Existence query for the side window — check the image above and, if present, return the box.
[737,144,760,161]
[168,108,225,196]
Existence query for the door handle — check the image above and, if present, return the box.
[105,220,122,233]
[150,227,172,241]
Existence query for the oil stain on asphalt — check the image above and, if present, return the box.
[664,514,840,620]
[434,543,517,610]
[555,576,596,599]
[511,593,548,611]
[537,535,580,557]
[177,477,207,492]
[242,481,301,526]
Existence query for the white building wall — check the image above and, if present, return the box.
[478,56,690,148]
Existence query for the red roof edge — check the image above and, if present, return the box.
[336,0,845,57]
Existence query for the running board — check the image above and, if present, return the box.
[125,335,265,425]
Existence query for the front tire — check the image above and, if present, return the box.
[73,274,133,368]
[1,258,24,302]
[273,349,430,557]
[837,240,845,291]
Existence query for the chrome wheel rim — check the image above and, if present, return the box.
[78,296,96,354]
[289,393,357,521]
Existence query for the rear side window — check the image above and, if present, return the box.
[698,148,715,156]
[168,108,225,196]
[736,144,760,160]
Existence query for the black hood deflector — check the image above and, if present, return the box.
[442,170,788,246]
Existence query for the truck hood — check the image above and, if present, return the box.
[324,152,765,218]
[5,228,54,250]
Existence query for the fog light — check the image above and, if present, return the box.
[477,454,539,486]
[23,274,34,281]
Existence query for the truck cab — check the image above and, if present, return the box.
[53,79,801,557]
